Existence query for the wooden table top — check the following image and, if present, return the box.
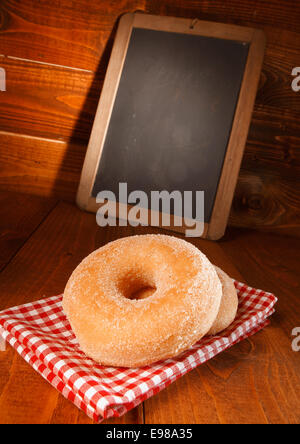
[0,190,299,424]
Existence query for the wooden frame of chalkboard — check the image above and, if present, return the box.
[77,12,265,239]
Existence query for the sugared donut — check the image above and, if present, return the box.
[207,266,238,335]
[62,234,222,368]
[135,265,238,335]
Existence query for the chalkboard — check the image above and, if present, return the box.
[77,13,265,239]
[92,28,248,221]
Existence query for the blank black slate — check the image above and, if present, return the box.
[92,28,249,222]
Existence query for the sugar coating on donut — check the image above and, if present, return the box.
[207,266,238,335]
[62,234,222,367]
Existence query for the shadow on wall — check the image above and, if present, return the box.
[51,17,121,202]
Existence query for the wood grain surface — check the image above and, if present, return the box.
[0,1,299,235]
[0,192,299,423]
[0,131,85,200]
[0,0,146,72]
[0,190,57,272]
[0,57,101,142]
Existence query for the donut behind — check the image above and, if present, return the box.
[207,266,238,335]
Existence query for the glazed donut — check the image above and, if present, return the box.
[63,234,222,368]
[207,266,238,336]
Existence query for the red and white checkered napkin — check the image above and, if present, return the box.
[0,281,277,422]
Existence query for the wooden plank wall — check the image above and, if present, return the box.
[0,0,299,236]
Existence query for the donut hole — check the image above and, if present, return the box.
[117,274,157,300]
[131,285,157,300]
